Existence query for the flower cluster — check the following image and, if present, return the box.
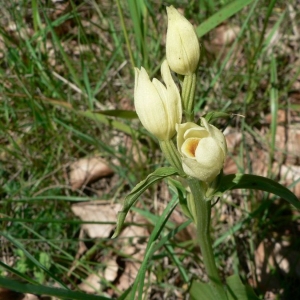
[134,6,227,183]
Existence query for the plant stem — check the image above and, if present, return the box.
[188,178,227,300]
[182,73,197,122]
[159,140,184,175]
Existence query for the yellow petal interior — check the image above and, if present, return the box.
[181,138,200,158]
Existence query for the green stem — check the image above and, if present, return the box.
[188,178,227,300]
[182,73,197,122]
[159,140,184,175]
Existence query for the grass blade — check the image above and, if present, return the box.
[196,0,254,38]
[269,55,278,164]
[1,232,67,288]
[0,277,110,300]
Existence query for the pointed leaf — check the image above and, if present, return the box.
[112,166,178,238]
[190,276,259,300]
[226,274,259,300]
[190,280,221,300]
[214,174,300,209]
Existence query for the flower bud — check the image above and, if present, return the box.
[166,6,200,75]
[176,118,227,182]
[134,60,182,141]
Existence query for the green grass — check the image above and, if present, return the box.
[0,0,300,299]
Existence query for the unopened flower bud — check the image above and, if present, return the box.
[166,6,200,75]
[134,60,182,141]
[176,118,227,182]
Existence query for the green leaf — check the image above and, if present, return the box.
[112,166,178,238]
[214,174,300,209]
[226,274,259,300]
[196,0,254,38]
[190,280,220,300]
[190,275,259,300]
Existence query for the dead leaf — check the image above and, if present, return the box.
[265,110,286,124]
[204,23,241,69]
[280,165,300,198]
[275,125,300,164]
[225,130,242,152]
[21,294,40,300]
[210,24,240,47]
[116,260,139,291]
[69,157,114,190]
[71,201,120,238]
[77,273,103,293]
[104,259,119,282]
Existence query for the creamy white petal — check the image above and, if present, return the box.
[176,122,198,154]
[166,6,200,75]
[200,117,227,156]
[134,65,182,140]
[195,137,224,168]
[184,127,209,139]
[182,157,222,183]
[161,60,182,127]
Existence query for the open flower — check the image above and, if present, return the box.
[176,118,227,182]
[134,60,182,141]
[166,6,200,75]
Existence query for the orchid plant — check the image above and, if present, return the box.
[113,6,300,300]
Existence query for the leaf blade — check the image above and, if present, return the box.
[226,274,259,300]
[112,166,178,238]
[214,174,300,209]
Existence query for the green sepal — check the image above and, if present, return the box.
[212,173,300,210]
[112,166,178,238]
